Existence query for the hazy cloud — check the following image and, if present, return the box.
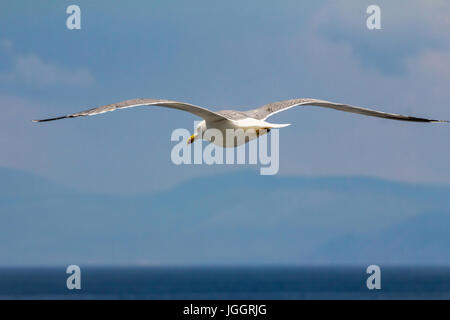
[0,1,449,194]
[410,50,450,78]
[274,0,450,184]
[0,38,12,51]
[0,40,95,87]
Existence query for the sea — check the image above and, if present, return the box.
[1,266,450,300]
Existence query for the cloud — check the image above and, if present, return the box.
[1,54,95,87]
[306,0,450,74]
[0,40,95,87]
[409,50,450,78]
[273,0,450,184]
[1,2,449,194]
[0,38,12,51]
[0,95,53,171]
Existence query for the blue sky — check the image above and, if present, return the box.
[1,1,450,266]
[1,0,449,195]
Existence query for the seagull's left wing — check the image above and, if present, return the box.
[246,98,448,123]
[33,98,229,123]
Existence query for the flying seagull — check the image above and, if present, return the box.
[33,98,448,147]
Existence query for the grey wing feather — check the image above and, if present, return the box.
[216,110,249,120]
[246,98,448,123]
[33,98,229,122]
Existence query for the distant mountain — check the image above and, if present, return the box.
[0,167,449,265]
[309,211,450,265]
[0,167,72,198]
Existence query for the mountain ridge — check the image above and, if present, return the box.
[0,166,449,265]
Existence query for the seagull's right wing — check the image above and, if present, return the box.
[33,98,229,123]
[246,98,448,123]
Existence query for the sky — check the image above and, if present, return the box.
[1,0,450,196]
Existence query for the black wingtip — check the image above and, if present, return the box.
[398,116,450,123]
[32,116,67,123]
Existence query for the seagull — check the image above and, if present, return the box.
[33,98,448,147]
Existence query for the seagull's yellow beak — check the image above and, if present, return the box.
[187,134,197,144]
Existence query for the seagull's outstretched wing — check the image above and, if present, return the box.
[33,98,229,123]
[246,98,448,123]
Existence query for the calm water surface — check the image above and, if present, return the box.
[1,266,450,299]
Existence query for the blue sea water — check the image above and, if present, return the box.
[0,266,450,300]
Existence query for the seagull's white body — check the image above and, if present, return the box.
[199,118,290,147]
[33,97,447,148]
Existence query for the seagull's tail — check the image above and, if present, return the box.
[266,122,291,129]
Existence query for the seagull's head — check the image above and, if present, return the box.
[187,133,197,144]
[187,120,206,144]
